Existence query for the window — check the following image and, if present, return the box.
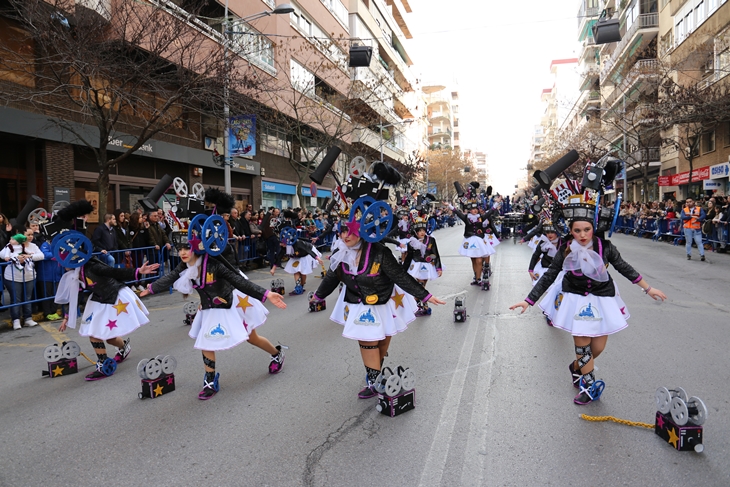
[321,0,348,27]
[724,122,730,147]
[290,59,314,94]
[260,123,290,158]
[702,130,716,153]
[230,22,274,68]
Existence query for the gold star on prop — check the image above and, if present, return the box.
[667,427,680,449]
[112,299,129,315]
[237,295,253,312]
[52,365,64,377]
[153,383,164,397]
[391,290,404,309]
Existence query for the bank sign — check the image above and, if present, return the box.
[710,163,729,179]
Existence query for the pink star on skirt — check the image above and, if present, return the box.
[106,320,118,330]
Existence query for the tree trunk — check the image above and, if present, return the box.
[97,165,110,219]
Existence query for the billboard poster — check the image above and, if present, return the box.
[228,114,256,157]
[85,191,99,223]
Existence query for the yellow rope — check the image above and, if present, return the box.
[580,414,654,430]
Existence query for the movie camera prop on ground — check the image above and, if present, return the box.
[309,147,402,241]
[137,355,178,399]
[373,366,416,417]
[453,294,467,322]
[527,149,626,238]
[183,302,199,326]
[42,341,85,378]
[307,292,326,312]
[655,386,707,452]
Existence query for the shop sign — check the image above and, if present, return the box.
[703,180,723,190]
[658,176,671,186]
[670,167,710,185]
[710,163,729,179]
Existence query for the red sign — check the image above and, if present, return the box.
[309,181,317,198]
[658,176,671,186]
[669,167,710,185]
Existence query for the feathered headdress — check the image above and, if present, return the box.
[56,200,94,222]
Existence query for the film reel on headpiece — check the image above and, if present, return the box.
[187,214,207,253]
[192,182,205,200]
[52,231,94,268]
[201,215,228,256]
[61,341,81,359]
[359,201,394,243]
[173,177,188,198]
[279,226,298,245]
[28,208,48,225]
[51,200,70,213]
[43,344,63,363]
[348,156,368,177]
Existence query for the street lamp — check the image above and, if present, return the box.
[222,2,294,193]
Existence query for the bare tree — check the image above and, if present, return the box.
[0,0,231,216]
[424,148,473,201]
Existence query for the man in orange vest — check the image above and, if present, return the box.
[681,197,706,261]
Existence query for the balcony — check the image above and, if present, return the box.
[631,147,660,163]
[604,59,659,108]
[429,106,451,122]
[580,64,601,90]
[600,13,659,83]
[577,3,600,35]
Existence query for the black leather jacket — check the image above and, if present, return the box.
[402,235,442,271]
[275,239,318,267]
[528,237,562,271]
[526,237,641,303]
[81,257,137,304]
[314,242,430,305]
[150,255,267,309]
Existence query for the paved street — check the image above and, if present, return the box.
[1,228,728,487]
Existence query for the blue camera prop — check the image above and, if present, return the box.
[359,201,393,243]
[201,215,228,256]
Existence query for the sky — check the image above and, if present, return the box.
[404,0,580,196]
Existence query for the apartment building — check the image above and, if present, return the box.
[0,0,419,216]
[423,84,457,150]
[657,0,730,199]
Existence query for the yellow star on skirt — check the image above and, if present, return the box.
[237,295,253,312]
[391,290,404,309]
[112,299,129,315]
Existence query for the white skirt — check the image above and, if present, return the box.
[530,261,547,287]
[329,285,417,341]
[484,233,500,249]
[538,274,630,337]
[79,287,149,340]
[459,236,495,258]
[189,289,269,351]
[284,251,321,275]
[407,261,440,281]
[528,235,540,250]
[397,238,410,254]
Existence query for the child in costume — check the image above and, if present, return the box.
[141,229,286,400]
[449,201,495,285]
[402,217,442,316]
[528,221,561,286]
[55,200,159,380]
[271,233,323,296]
[510,198,667,405]
[311,215,445,399]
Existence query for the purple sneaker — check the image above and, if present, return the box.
[113,338,131,364]
[198,373,220,400]
[358,384,378,399]
[85,358,117,381]
[268,346,285,374]
[569,362,581,389]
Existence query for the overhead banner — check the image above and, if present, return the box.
[228,114,256,157]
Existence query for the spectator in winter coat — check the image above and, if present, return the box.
[0,229,44,329]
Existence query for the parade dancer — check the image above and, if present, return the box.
[510,198,667,405]
[271,235,323,296]
[528,221,561,286]
[55,200,160,381]
[141,230,286,400]
[402,217,442,316]
[449,201,494,285]
[480,207,501,281]
[310,217,445,399]
[389,209,412,262]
